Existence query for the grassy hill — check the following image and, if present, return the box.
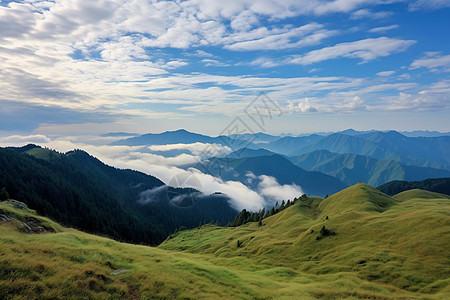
[1,183,449,299]
[162,183,450,297]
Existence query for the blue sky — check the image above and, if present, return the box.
[1,0,450,137]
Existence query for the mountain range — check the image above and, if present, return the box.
[2,128,449,244]
[113,129,450,188]
[289,150,450,187]
[263,131,450,170]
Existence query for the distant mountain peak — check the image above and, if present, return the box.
[169,129,190,133]
[340,128,358,134]
[385,130,405,137]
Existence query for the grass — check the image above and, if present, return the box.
[1,183,450,299]
[162,183,450,297]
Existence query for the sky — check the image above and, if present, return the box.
[1,0,450,138]
[1,0,450,210]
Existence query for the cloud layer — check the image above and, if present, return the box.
[0,135,306,211]
[0,0,449,134]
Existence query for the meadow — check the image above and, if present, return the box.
[1,183,449,299]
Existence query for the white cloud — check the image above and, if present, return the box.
[257,175,303,204]
[410,53,450,72]
[97,153,266,211]
[0,134,51,145]
[98,36,150,62]
[409,0,450,10]
[193,50,214,57]
[286,98,318,113]
[137,185,168,204]
[249,57,280,68]
[369,24,399,33]
[184,0,381,19]
[201,59,230,67]
[0,135,265,210]
[376,70,395,76]
[230,10,259,31]
[350,9,392,19]
[148,142,232,157]
[225,23,336,51]
[0,0,447,132]
[289,37,416,65]
[0,133,309,211]
[377,80,450,111]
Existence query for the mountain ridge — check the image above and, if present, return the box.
[0,145,238,245]
[377,177,450,196]
[290,149,450,186]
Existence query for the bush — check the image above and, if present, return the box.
[316,225,336,240]
[0,187,9,201]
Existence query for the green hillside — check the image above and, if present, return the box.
[162,183,450,296]
[2,183,449,299]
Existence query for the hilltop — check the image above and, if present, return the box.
[162,183,450,296]
[2,183,450,299]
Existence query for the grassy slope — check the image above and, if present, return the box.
[1,184,450,299]
[162,183,450,297]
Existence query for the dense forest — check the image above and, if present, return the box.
[0,145,238,245]
[377,177,450,196]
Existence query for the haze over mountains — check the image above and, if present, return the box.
[1,128,450,298]
[290,150,450,187]
[1,127,449,246]
[112,128,450,188]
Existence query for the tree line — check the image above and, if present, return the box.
[228,195,308,227]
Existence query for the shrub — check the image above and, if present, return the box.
[0,187,9,201]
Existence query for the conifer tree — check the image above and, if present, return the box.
[0,187,9,201]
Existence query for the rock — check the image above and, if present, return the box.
[7,200,28,210]
[0,209,15,221]
[111,268,129,275]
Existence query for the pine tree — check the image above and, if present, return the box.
[269,207,276,216]
[0,187,9,201]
